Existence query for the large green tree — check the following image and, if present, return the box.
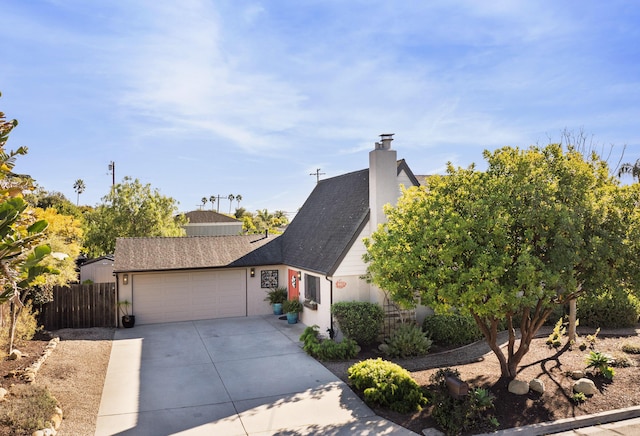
[84,177,186,256]
[364,144,638,379]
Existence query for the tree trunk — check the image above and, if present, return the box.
[473,306,553,379]
[568,298,577,342]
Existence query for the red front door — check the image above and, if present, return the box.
[288,269,300,300]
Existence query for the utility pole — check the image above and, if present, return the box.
[310,168,325,183]
[108,161,115,186]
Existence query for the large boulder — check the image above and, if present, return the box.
[573,378,597,396]
[571,370,585,380]
[508,379,530,395]
[529,378,545,394]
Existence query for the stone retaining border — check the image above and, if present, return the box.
[20,336,60,383]
[12,334,65,435]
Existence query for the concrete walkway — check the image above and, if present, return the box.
[95,315,416,435]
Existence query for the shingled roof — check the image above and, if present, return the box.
[182,210,240,223]
[275,168,370,275]
[114,234,278,273]
[232,159,419,275]
[114,159,418,275]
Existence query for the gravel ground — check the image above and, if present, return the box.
[37,328,114,436]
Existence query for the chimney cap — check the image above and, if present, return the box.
[375,133,394,150]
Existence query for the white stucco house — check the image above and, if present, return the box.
[114,134,424,335]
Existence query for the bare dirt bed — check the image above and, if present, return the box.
[323,330,640,434]
[0,328,114,436]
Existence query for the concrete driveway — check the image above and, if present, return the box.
[95,315,416,435]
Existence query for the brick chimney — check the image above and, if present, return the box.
[369,133,397,231]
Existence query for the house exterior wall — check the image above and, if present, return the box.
[398,168,416,193]
[332,226,370,277]
[81,260,115,283]
[297,270,331,336]
[247,265,288,315]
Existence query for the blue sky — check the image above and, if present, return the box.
[2,1,640,216]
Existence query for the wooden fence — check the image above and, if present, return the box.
[38,283,117,330]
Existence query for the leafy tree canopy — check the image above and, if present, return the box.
[364,144,639,378]
[25,207,84,304]
[84,176,186,257]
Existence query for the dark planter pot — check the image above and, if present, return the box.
[286,312,298,324]
[273,303,283,315]
[122,315,136,328]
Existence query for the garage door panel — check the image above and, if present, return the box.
[132,270,246,325]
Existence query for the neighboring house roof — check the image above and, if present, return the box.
[182,210,240,223]
[114,235,277,273]
[414,174,432,185]
[80,255,114,267]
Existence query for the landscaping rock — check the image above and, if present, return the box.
[0,387,7,400]
[8,349,22,360]
[422,427,445,436]
[573,378,597,396]
[529,378,545,394]
[571,370,585,380]
[508,379,530,395]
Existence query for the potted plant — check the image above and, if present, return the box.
[118,300,135,328]
[265,287,288,315]
[283,298,303,324]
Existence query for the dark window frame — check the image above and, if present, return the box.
[304,274,321,304]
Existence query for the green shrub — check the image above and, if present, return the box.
[332,301,384,345]
[379,323,432,358]
[621,342,640,354]
[422,313,483,346]
[429,368,499,435]
[300,325,359,360]
[546,317,567,348]
[0,301,41,357]
[577,287,640,328]
[571,392,587,404]
[0,384,58,433]
[585,351,615,380]
[347,358,427,413]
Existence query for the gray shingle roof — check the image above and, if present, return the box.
[278,168,371,275]
[182,210,240,223]
[114,159,418,275]
[114,235,278,273]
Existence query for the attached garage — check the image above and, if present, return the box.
[132,269,246,325]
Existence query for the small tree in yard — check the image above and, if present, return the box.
[364,144,639,379]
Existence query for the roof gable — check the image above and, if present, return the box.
[279,168,370,275]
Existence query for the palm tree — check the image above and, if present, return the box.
[235,194,242,208]
[618,158,640,182]
[201,197,207,209]
[228,194,235,214]
[73,179,86,206]
[209,195,216,211]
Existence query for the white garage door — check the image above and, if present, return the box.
[133,270,246,324]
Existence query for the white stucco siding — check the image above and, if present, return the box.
[397,169,416,195]
[333,225,370,277]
